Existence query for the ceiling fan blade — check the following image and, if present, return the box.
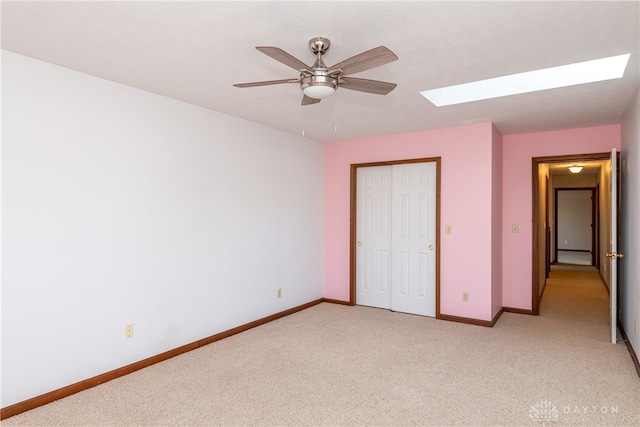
[256,46,312,73]
[302,95,321,106]
[330,46,398,76]
[339,77,397,95]
[233,78,299,88]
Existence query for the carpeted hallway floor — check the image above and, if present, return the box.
[4,267,640,426]
[556,250,592,266]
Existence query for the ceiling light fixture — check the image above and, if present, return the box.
[569,165,584,173]
[301,75,337,99]
[420,53,631,106]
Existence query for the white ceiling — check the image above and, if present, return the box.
[2,1,639,143]
[548,160,604,176]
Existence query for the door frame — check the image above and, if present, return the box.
[545,176,551,279]
[349,157,441,318]
[532,152,610,315]
[553,187,597,265]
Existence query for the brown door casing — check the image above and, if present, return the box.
[532,152,610,315]
[349,157,441,318]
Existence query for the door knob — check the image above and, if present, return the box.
[357,241,362,246]
[429,245,434,251]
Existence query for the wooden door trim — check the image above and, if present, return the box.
[532,152,610,315]
[594,186,600,269]
[349,157,441,318]
[545,176,550,279]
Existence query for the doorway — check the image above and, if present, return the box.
[554,188,596,266]
[532,152,611,315]
[349,158,441,318]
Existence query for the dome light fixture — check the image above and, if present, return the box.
[568,165,583,174]
[301,75,337,99]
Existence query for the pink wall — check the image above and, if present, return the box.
[502,124,621,310]
[491,126,504,319]
[324,123,497,321]
[325,122,621,322]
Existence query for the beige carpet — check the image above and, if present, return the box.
[4,269,640,426]
[557,250,592,266]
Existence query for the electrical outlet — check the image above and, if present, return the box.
[462,292,469,302]
[277,288,282,298]
[125,324,134,339]
[512,224,519,233]
[445,225,452,234]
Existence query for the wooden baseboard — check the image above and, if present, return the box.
[322,298,352,305]
[0,298,324,420]
[618,322,640,378]
[503,306,536,315]
[491,308,504,325]
[329,300,507,327]
[438,313,496,327]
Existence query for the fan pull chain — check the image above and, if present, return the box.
[301,103,306,136]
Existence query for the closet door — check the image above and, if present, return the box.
[390,162,437,317]
[355,162,437,317]
[355,166,393,309]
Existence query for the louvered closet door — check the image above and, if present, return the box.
[356,162,437,317]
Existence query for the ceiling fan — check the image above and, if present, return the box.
[233,37,398,106]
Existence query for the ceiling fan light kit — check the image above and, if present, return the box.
[301,75,337,99]
[234,37,397,105]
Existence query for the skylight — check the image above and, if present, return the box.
[420,53,631,107]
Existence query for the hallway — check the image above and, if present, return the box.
[541,265,610,328]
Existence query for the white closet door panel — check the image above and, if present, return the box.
[390,162,436,317]
[356,166,392,309]
[356,162,437,317]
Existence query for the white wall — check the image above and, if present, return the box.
[557,190,592,251]
[620,89,640,359]
[1,51,325,407]
[550,173,598,261]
